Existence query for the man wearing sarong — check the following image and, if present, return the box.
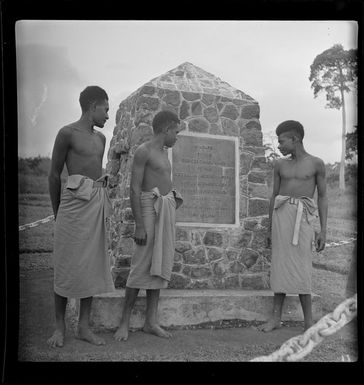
[47,86,115,347]
[114,110,183,341]
[259,120,328,332]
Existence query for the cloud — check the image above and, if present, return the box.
[17,44,84,157]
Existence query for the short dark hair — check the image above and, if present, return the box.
[152,110,180,134]
[79,86,108,112]
[276,120,304,141]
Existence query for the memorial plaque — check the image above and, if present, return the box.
[171,134,238,225]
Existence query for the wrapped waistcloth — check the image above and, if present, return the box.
[53,174,115,298]
[126,187,183,289]
[270,195,317,294]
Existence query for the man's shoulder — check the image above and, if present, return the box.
[309,154,325,166]
[134,142,152,159]
[95,130,106,141]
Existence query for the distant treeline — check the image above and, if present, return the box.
[19,155,356,195]
[18,156,68,194]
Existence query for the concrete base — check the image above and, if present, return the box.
[89,290,322,331]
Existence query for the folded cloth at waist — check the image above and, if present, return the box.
[148,187,183,280]
[274,195,317,246]
[65,174,109,201]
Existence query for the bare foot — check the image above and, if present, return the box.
[47,329,65,348]
[257,319,282,332]
[76,326,105,345]
[114,324,129,342]
[143,324,171,338]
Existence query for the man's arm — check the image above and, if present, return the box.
[48,128,70,219]
[315,158,328,252]
[267,160,281,247]
[130,146,148,246]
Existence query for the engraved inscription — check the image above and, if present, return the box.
[172,135,236,224]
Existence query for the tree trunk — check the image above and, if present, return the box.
[339,87,346,191]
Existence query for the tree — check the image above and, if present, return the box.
[346,126,357,161]
[309,44,357,190]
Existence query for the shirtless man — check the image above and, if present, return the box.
[114,110,182,341]
[47,86,114,347]
[259,120,328,332]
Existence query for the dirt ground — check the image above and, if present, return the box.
[17,253,358,363]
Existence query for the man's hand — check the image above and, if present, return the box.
[315,231,326,252]
[133,225,147,246]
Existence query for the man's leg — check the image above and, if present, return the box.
[76,296,105,345]
[143,289,171,338]
[299,294,313,330]
[258,293,286,332]
[114,287,139,341]
[47,293,67,347]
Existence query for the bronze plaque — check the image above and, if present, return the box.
[172,135,237,224]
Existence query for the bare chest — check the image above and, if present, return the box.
[70,130,104,158]
[147,150,171,174]
[280,161,316,181]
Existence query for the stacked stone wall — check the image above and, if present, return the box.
[107,65,271,290]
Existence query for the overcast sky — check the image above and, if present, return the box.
[15,20,357,166]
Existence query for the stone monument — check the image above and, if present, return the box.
[106,62,271,291]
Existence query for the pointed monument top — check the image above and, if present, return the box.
[148,62,254,101]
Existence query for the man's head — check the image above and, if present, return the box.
[79,86,109,128]
[276,120,304,156]
[152,110,181,147]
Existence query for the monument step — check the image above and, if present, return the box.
[89,289,322,331]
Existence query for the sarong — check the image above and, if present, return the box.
[53,174,115,298]
[270,195,317,294]
[126,187,183,289]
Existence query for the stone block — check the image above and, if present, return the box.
[249,198,269,217]
[246,120,261,130]
[248,171,266,184]
[188,117,209,133]
[248,183,269,199]
[140,84,156,95]
[172,262,182,273]
[169,274,191,289]
[240,152,254,175]
[114,255,132,268]
[190,265,212,279]
[191,231,202,246]
[112,267,129,288]
[175,241,192,254]
[251,229,267,249]
[116,237,134,255]
[182,91,201,101]
[207,247,224,262]
[203,106,219,123]
[203,231,223,247]
[251,156,268,171]
[174,251,183,262]
[241,128,263,146]
[202,94,215,106]
[244,146,266,156]
[240,273,269,290]
[221,104,239,120]
[239,248,259,268]
[244,219,259,231]
[176,227,190,241]
[189,280,210,289]
[191,101,202,115]
[130,124,153,146]
[226,248,239,261]
[91,289,323,330]
[136,96,160,111]
[229,261,245,274]
[209,123,223,135]
[229,230,252,248]
[179,100,189,120]
[221,118,239,136]
[212,260,229,277]
[183,247,207,264]
[224,275,240,289]
[240,104,260,119]
[163,89,181,106]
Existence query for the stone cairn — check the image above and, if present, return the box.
[106,62,271,290]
